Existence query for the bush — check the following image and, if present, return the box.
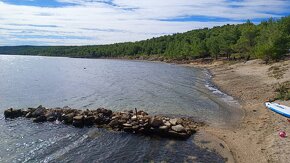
[275,82,290,100]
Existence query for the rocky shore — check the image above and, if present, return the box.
[4,105,201,140]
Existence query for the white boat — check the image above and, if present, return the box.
[265,102,290,118]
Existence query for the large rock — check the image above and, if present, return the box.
[96,108,112,116]
[45,112,57,122]
[55,112,63,121]
[159,125,169,132]
[4,108,23,119]
[103,109,113,117]
[171,125,185,132]
[96,108,103,113]
[137,111,148,116]
[95,114,103,124]
[4,109,13,119]
[84,116,95,126]
[176,118,185,125]
[31,105,46,118]
[27,107,36,113]
[13,109,23,117]
[169,118,178,125]
[25,112,32,118]
[62,113,74,124]
[47,116,57,122]
[131,115,137,121]
[164,121,171,127]
[102,117,111,124]
[149,117,163,127]
[33,115,47,123]
[121,114,130,121]
[123,123,132,127]
[21,110,29,116]
[109,119,121,128]
[111,115,120,120]
[72,115,84,128]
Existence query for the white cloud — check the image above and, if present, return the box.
[0,0,288,45]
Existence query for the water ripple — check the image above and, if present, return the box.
[0,56,232,162]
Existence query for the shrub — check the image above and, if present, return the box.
[275,82,290,100]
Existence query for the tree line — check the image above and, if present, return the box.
[0,16,289,61]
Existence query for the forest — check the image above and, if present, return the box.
[0,16,289,62]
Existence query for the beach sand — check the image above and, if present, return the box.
[188,59,290,163]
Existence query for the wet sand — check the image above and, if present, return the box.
[187,59,290,163]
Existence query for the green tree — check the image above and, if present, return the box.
[255,18,288,61]
[234,21,258,59]
[206,36,220,59]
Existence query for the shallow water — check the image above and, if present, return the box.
[0,55,240,162]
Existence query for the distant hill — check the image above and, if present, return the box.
[0,16,289,61]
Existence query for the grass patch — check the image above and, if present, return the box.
[275,82,290,101]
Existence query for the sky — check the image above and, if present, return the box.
[0,0,289,46]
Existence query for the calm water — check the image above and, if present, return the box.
[0,55,241,163]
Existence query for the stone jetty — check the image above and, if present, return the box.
[4,105,202,140]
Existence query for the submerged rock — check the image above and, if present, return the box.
[168,130,190,139]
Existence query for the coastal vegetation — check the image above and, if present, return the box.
[268,64,288,79]
[0,16,289,61]
[275,82,290,101]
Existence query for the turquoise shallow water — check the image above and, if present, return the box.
[0,55,240,162]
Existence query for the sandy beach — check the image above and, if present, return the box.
[187,59,290,162]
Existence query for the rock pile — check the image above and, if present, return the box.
[4,105,202,140]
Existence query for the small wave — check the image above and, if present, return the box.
[203,70,240,107]
[42,134,88,163]
[20,133,75,163]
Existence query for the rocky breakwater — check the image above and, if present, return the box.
[4,105,202,140]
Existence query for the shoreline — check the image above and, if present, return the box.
[182,63,244,162]
[187,59,290,162]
